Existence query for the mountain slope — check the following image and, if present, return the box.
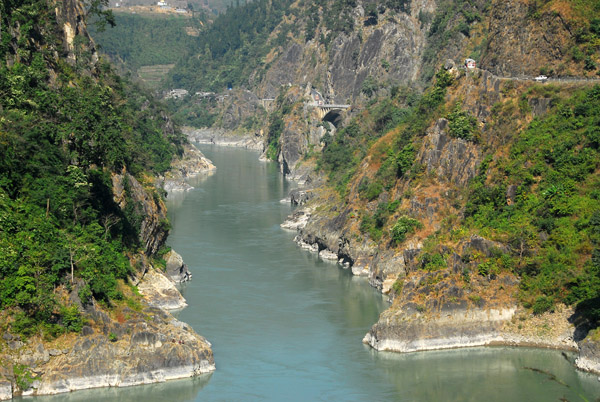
[0,0,214,397]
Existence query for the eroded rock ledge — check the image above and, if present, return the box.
[185,127,263,151]
[364,307,517,352]
[283,204,598,372]
[159,143,216,194]
[0,260,214,400]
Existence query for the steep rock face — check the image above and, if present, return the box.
[260,11,427,103]
[29,307,213,396]
[112,172,168,256]
[165,250,193,283]
[327,19,424,102]
[576,331,600,374]
[53,0,99,66]
[220,90,266,131]
[480,0,574,77]
[160,143,216,194]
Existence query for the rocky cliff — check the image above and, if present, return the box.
[0,0,217,396]
[147,0,600,374]
[283,63,600,372]
[0,303,214,398]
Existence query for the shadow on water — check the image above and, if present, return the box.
[16,373,212,402]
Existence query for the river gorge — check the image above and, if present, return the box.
[19,145,600,401]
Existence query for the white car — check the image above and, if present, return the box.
[534,75,548,82]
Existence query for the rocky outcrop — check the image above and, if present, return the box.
[20,308,212,397]
[418,118,482,186]
[165,250,193,283]
[53,0,99,66]
[362,256,521,353]
[160,143,216,194]
[364,307,516,352]
[112,172,168,256]
[0,301,214,399]
[576,330,600,374]
[137,267,188,310]
[281,208,313,231]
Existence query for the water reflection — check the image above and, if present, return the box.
[164,169,215,209]
[372,347,600,401]
[26,145,600,401]
[17,374,212,402]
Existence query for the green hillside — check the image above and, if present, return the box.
[0,0,183,337]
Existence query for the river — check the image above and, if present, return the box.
[27,145,600,401]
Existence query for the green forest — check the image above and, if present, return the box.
[88,13,207,72]
[0,0,184,338]
[166,0,294,92]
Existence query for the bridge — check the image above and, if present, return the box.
[260,98,275,110]
[306,102,351,122]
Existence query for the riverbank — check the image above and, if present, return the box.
[159,143,216,194]
[0,297,214,399]
[0,248,215,400]
[183,127,263,151]
[0,159,217,399]
[281,204,600,376]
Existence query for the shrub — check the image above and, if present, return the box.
[532,296,554,315]
[391,216,422,244]
[421,252,447,271]
[447,104,479,142]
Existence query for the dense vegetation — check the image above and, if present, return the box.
[464,85,600,320]
[0,0,183,338]
[166,0,294,92]
[89,13,206,72]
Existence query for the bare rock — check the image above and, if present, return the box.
[137,267,188,310]
[112,172,168,256]
[164,250,192,283]
[576,330,600,375]
[161,144,216,194]
[32,312,214,396]
[289,189,313,206]
[418,118,482,186]
[0,381,11,401]
[364,306,516,352]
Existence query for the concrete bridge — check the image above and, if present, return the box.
[260,98,275,110]
[306,102,351,124]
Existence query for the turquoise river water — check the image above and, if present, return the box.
[25,145,600,401]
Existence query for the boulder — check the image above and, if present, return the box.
[165,250,192,283]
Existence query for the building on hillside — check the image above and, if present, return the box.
[165,89,189,99]
[464,58,476,69]
[311,88,325,105]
